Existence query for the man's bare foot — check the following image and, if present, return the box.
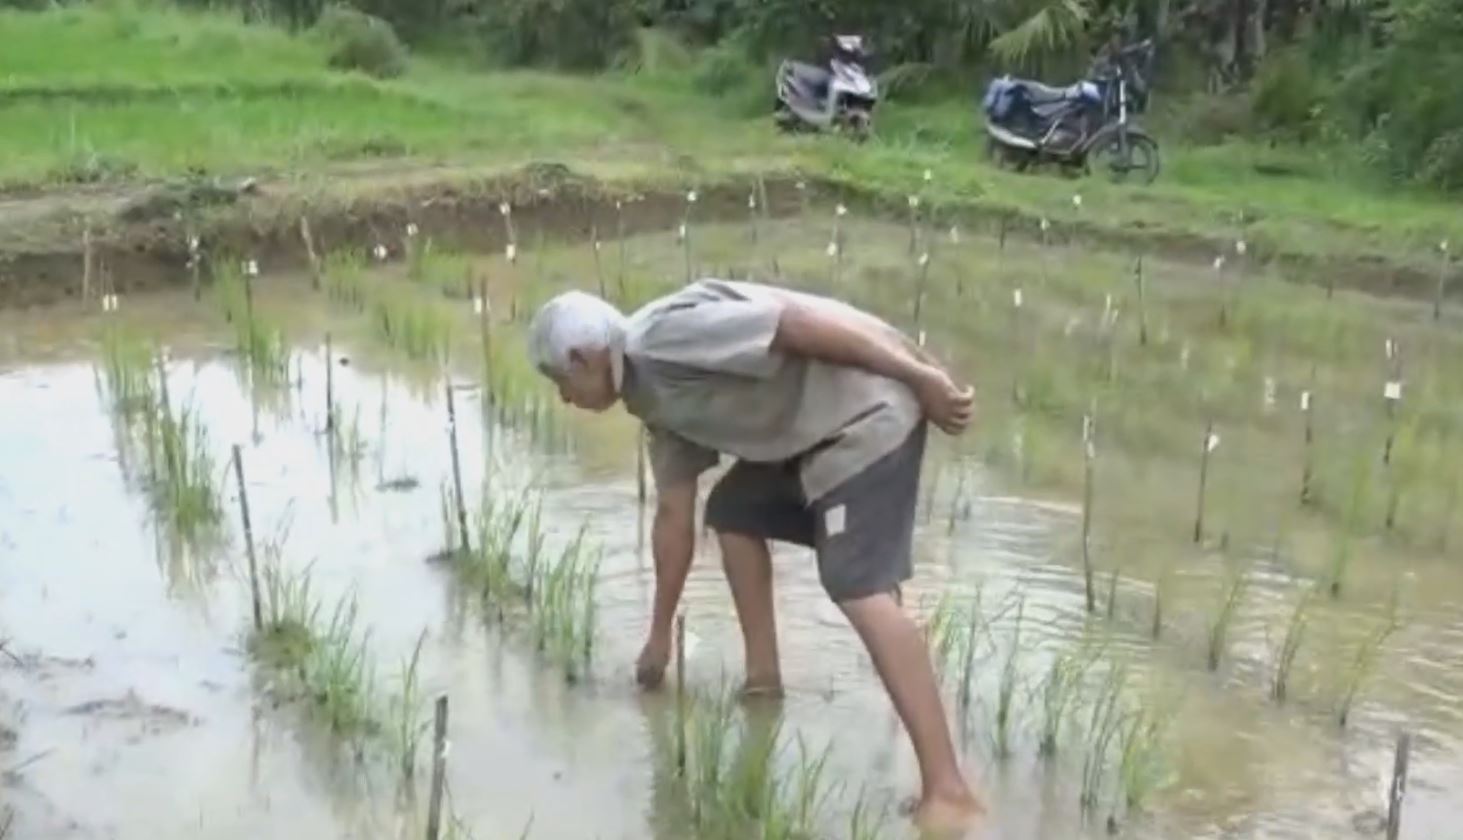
[738,675,784,701]
[913,790,985,838]
[636,634,670,689]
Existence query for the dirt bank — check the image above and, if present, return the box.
[0,159,1452,309]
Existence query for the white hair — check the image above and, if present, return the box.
[528,291,627,376]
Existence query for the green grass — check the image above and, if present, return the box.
[4,2,1462,279]
[97,322,156,418]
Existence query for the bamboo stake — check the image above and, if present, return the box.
[82,226,94,302]
[232,445,262,632]
[675,613,687,775]
[1434,241,1450,322]
[1133,255,1148,347]
[636,425,648,510]
[445,383,471,555]
[1082,414,1097,613]
[324,333,335,434]
[1195,421,1216,544]
[591,224,606,299]
[1301,376,1316,505]
[299,217,322,292]
[1386,731,1411,840]
[425,695,449,840]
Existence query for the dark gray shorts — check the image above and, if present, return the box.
[704,424,927,602]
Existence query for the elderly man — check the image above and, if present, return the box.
[529,278,982,833]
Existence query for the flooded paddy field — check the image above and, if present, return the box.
[2,196,1461,840]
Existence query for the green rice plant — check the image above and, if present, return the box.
[1270,586,1315,704]
[387,629,428,782]
[1080,662,1129,812]
[408,238,474,299]
[846,784,889,840]
[323,249,369,310]
[924,593,963,685]
[368,285,455,364]
[684,687,737,827]
[150,398,224,538]
[251,555,319,670]
[303,593,377,737]
[1114,698,1174,819]
[529,525,601,683]
[97,323,155,418]
[1337,593,1402,728]
[1206,565,1249,672]
[1037,634,1103,757]
[463,493,533,607]
[211,258,291,383]
[1330,449,1373,597]
[992,598,1025,760]
[212,258,248,325]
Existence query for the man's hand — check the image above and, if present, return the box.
[915,365,975,434]
[636,632,671,689]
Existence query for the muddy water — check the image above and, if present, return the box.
[2,262,1462,840]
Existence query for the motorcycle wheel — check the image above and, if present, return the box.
[1085,129,1160,185]
[987,137,1032,173]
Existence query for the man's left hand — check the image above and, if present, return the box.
[915,365,975,435]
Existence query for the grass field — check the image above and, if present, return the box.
[1,1,1460,285]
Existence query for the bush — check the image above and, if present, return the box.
[1251,48,1322,139]
[478,0,635,70]
[315,5,406,79]
[690,39,765,116]
[1166,93,1254,146]
[1419,129,1463,192]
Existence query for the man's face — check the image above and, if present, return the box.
[548,347,618,412]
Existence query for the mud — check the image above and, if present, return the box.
[0,160,1453,311]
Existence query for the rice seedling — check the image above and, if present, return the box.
[303,593,377,737]
[211,257,290,381]
[97,322,155,418]
[323,248,369,310]
[1271,586,1315,704]
[992,598,1025,760]
[445,383,471,554]
[528,526,601,683]
[1337,591,1402,728]
[387,629,429,782]
[462,493,533,606]
[251,556,319,669]
[1330,450,1373,597]
[1114,697,1174,821]
[369,286,455,364]
[1206,564,1249,672]
[1080,662,1128,812]
[147,360,223,538]
[1037,641,1094,757]
[847,784,889,840]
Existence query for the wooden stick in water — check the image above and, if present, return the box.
[324,333,335,434]
[1386,731,1411,840]
[82,226,94,303]
[675,612,687,776]
[425,695,449,840]
[479,273,492,390]
[1195,420,1215,544]
[1435,243,1450,322]
[232,444,262,632]
[299,217,322,292]
[1300,377,1316,505]
[1133,255,1148,347]
[445,382,471,555]
[591,223,606,299]
[1082,414,1097,613]
[636,425,647,510]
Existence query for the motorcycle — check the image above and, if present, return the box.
[774,35,878,140]
[981,38,1160,184]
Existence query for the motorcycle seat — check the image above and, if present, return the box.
[784,61,831,98]
[1011,79,1087,105]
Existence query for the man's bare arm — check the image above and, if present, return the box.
[637,477,697,687]
[771,297,974,434]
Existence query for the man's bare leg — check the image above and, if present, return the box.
[716,531,783,695]
[840,590,983,835]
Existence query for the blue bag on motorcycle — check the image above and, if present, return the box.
[981,77,1022,121]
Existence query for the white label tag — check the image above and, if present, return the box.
[1384,380,1403,401]
[1206,432,1221,453]
[825,505,847,537]
[677,223,687,241]
[917,330,927,347]
[827,241,839,258]
[505,242,517,262]
[1301,390,1312,412]
[1385,338,1395,360]
[1013,288,1024,308]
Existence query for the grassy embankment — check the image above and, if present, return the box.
[1,2,1460,285]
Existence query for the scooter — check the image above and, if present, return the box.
[981,38,1160,183]
[774,35,878,140]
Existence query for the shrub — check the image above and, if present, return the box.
[1419,128,1463,192]
[315,4,407,79]
[691,38,765,116]
[478,0,635,70]
[1251,48,1322,139]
